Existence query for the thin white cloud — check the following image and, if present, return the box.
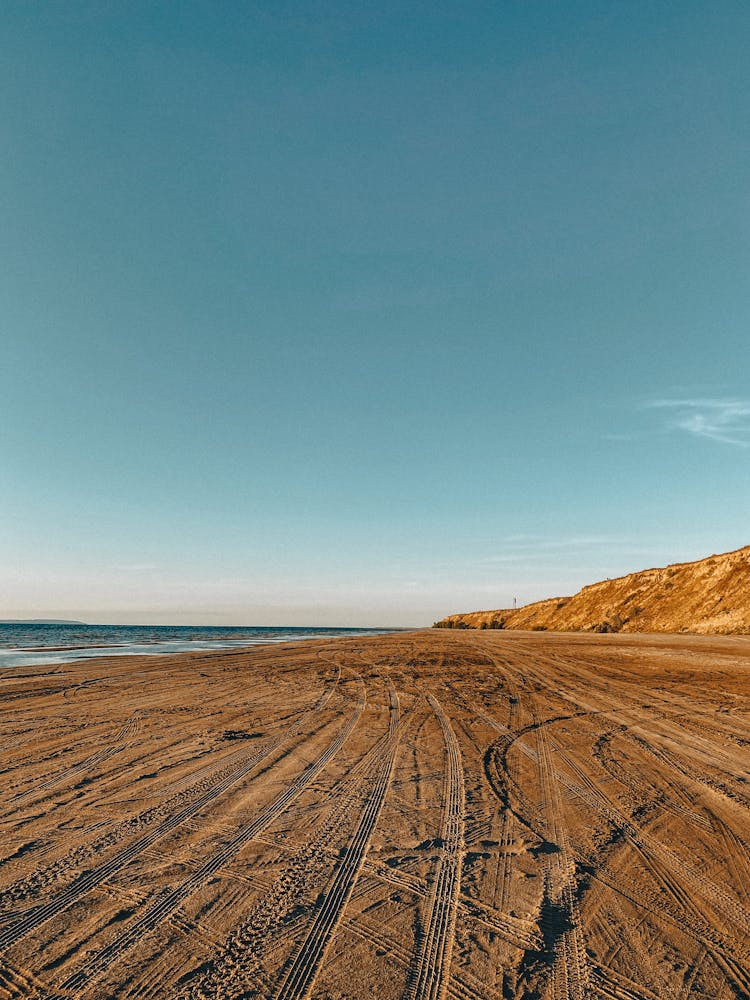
[111,563,158,573]
[474,535,636,566]
[649,398,750,447]
[602,432,636,442]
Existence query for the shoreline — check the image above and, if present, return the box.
[4,623,750,671]
[0,627,409,669]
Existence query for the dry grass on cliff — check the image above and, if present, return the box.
[437,544,750,634]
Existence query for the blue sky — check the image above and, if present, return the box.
[2,2,749,626]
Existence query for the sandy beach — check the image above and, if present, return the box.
[2,629,750,999]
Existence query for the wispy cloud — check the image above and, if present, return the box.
[493,534,623,550]
[475,535,635,565]
[648,398,750,447]
[111,563,158,573]
[601,432,636,443]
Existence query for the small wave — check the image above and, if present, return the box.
[0,630,395,669]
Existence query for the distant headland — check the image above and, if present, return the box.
[0,619,87,625]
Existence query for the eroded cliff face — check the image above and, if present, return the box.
[435,545,750,634]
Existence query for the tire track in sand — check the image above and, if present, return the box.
[272,682,400,1000]
[52,679,366,996]
[6,714,142,809]
[179,679,405,999]
[533,714,590,1000]
[404,694,464,1000]
[534,725,750,998]
[0,670,341,954]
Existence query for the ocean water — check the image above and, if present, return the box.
[0,623,397,669]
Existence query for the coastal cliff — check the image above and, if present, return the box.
[435,545,750,634]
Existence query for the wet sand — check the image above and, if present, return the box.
[1,629,749,999]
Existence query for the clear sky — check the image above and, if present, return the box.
[2,2,749,627]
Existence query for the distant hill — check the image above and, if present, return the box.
[435,545,750,635]
[0,619,87,625]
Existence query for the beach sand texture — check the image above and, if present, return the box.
[1,630,750,999]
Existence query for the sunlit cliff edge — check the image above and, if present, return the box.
[434,545,750,634]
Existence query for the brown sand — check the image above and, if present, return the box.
[1,629,749,999]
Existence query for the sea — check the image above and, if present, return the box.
[0,623,398,669]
